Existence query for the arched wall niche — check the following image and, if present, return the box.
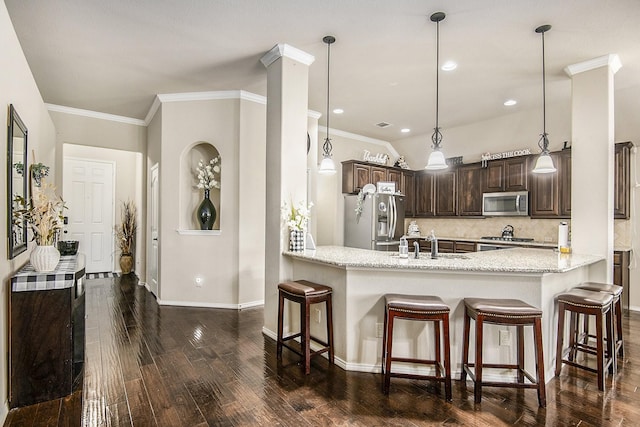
[180,141,221,231]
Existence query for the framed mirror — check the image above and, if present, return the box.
[7,104,28,259]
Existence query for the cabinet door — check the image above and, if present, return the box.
[559,151,572,218]
[355,164,373,192]
[505,157,528,191]
[457,163,483,216]
[437,240,455,253]
[454,241,477,253]
[341,161,370,194]
[614,142,631,219]
[415,172,435,217]
[387,169,401,188]
[435,170,457,216]
[371,166,388,185]
[530,153,560,217]
[483,161,505,192]
[401,171,415,217]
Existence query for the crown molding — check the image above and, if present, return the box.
[144,96,162,125]
[564,54,622,77]
[319,126,400,158]
[46,103,146,126]
[260,44,315,68]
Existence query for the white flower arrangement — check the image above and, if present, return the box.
[282,199,313,231]
[195,156,221,190]
[13,182,65,246]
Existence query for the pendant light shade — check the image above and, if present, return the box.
[318,35,337,175]
[425,12,449,171]
[532,24,556,174]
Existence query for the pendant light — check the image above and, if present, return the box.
[532,24,556,174]
[425,12,448,171]
[318,35,337,175]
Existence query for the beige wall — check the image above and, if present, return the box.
[0,2,57,421]
[154,97,267,308]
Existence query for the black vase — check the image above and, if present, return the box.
[197,189,217,230]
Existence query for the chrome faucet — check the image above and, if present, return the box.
[414,241,420,259]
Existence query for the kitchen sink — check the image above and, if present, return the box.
[392,253,470,260]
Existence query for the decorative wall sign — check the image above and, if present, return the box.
[446,156,463,166]
[481,148,531,167]
[363,150,389,165]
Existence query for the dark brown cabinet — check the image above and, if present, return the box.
[614,142,632,219]
[457,163,484,216]
[435,170,457,216]
[342,160,373,194]
[415,171,435,217]
[401,170,415,217]
[9,276,85,408]
[558,150,572,217]
[530,152,560,218]
[371,166,388,185]
[614,250,631,311]
[482,157,528,193]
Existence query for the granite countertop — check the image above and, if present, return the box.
[284,246,604,274]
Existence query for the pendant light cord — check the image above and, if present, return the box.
[537,25,551,154]
[431,14,444,150]
[323,36,334,157]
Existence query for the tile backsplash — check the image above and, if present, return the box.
[405,217,631,246]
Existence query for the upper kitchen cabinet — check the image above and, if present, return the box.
[457,163,483,216]
[558,150,572,217]
[414,171,436,217]
[435,169,457,216]
[482,157,528,193]
[342,160,372,194]
[341,161,387,194]
[401,170,416,217]
[530,152,560,218]
[614,142,632,219]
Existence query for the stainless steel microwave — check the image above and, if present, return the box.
[482,191,529,216]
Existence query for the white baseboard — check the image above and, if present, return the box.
[158,299,264,310]
[628,304,640,312]
[0,400,7,427]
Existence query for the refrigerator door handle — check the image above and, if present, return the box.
[388,196,396,239]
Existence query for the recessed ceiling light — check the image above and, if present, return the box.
[333,108,344,114]
[401,128,411,133]
[441,61,457,71]
[504,99,517,106]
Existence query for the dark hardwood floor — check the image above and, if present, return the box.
[5,274,640,426]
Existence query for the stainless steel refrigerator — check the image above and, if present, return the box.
[344,193,405,251]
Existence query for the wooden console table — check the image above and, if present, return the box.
[9,254,86,408]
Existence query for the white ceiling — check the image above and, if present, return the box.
[5,0,640,141]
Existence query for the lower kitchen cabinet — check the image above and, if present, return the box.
[614,250,631,311]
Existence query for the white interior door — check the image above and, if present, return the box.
[149,164,159,296]
[63,158,115,273]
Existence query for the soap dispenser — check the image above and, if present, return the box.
[429,229,438,259]
[399,236,409,259]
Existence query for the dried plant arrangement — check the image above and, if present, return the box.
[115,200,137,256]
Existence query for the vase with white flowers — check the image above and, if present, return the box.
[13,181,66,272]
[194,156,221,230]
[282,199,313,251]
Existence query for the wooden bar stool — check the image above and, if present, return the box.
[555,289,614,391]
[277,280,334,375]
[381,294,451,401]
[574,282,624,359]
[461,298,546,407]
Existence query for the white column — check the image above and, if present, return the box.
[261,44,314,332]
[565,54,621,281]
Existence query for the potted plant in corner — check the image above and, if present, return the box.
[13,181,65,272]
[115,200,137,275]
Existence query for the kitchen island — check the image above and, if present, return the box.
[274,246,604,382]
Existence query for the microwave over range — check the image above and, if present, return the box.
[482,191,529,216]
